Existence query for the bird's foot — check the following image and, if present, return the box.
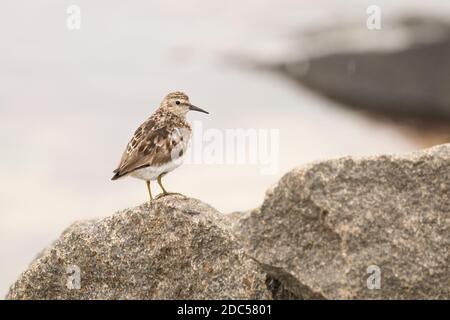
[155,192,186,200]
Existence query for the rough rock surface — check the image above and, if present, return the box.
[7,144,450,299]
[6,196,272,299]
[231,144,450,299]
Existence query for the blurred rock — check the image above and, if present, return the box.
[6,196,272,299]
[279,16,450,122]
[231,144,450,299]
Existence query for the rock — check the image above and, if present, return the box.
[231,144,450,299]
[277,16,450,122]
[7,145,450,299]
[6,196,272,299]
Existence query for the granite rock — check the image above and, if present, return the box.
[232,144,450,299]
[7,196,272,299]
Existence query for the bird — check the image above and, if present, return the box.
[111,91,209,202]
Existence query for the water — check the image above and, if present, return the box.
[1,0,449,298]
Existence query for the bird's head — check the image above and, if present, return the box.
[160,91,209,118]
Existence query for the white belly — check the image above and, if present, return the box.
[129,156,185,181]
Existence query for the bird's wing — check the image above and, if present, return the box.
[112,119,187,179]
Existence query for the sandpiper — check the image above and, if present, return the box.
[111,91,209,202]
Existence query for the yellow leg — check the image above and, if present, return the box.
[146,180,153,204]
[157,174,168,195]
[155,174,185,200]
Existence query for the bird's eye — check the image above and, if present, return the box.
[175,100,180,105]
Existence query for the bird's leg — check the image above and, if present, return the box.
[155,173,185,199]
[146,180,153,204]
[157,173,168,195]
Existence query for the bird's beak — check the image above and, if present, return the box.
[188,104,209,114]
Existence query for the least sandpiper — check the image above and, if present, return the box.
[112,91,209,202]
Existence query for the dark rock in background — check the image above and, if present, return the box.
[278,17,450,123]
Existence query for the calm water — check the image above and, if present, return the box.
[1,0,449,297]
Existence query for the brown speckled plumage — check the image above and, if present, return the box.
[111,91,208,183]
